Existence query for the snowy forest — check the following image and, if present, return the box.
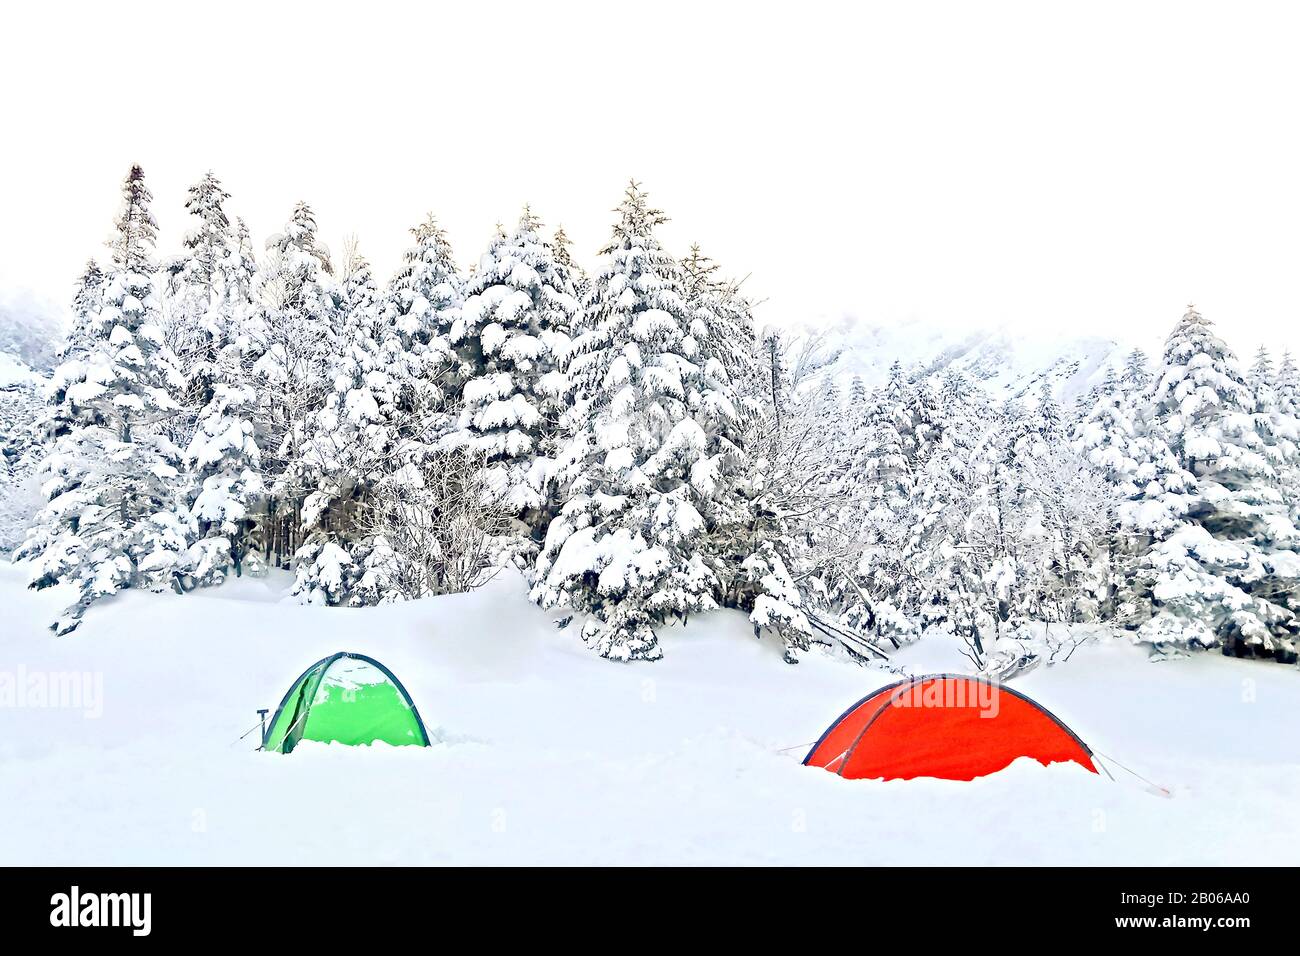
[3,165,1299,673]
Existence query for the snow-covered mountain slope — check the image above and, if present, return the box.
[1,561,1295,865]
[0,350,44,390]
[800,316,1130,406]
[0,284,65,375]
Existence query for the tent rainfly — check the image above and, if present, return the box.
[263,652,430,754]
[804,674,1096,781]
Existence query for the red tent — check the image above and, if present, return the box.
[804,674,1097,781]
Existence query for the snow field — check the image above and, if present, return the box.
[1,561,1295,866]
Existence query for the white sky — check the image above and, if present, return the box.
[3,1,1299,358]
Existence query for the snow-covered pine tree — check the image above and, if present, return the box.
[226,217,258,306]
[244,201,341,567]
[20,165,193,632]
[1076,365,1144,493]
[294,219,466,606]
[444,206,577,535]
[292,247,387,602]
[179,172,233,296]
[1277,350,1300,416]
[180,198,264,587]
[0,378,45,553]
[809,376,849,479]
[679,245,813,653]
[1036,377,1063,442]
[531,182,737,661]
[682,244,759,391]
[1276,349,1300,542]
[1247,344,1273,394]
[67,260,105,357]
[385,213,462,414]
[45,261,108,439]
[1247,346,1282,448]
[185,345,264,585]
[1122,347,1151,396]
[848,374,868,411]
[166,172,239,450]
[850,362,916,626]
[552,224,589,300]
[9,262,108,553]
[1129,306,1300,659]
[972,400,1039,630]
[899,370,969,627]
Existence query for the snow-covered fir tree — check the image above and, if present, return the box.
[551,224,588,300]
[165,172,240,447]
[244,201,341,567]
[226,217,258,306]
[293,246,416,604]
[531,183,742,661]
[0,366,47,553]
[444,206,578,535]
[851,363,916,621]
[20,165,192,633]
[385,213,462,414]
[1277,350,1299,416]
[68,261,105,353]
[185,345,264,585]
[1122,347,1151,395]
[1127,306,1300,659]
[179,172,233,296]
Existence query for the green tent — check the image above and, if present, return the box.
[263,652,431,754]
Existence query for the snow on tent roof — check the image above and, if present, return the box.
[262,653,430,754]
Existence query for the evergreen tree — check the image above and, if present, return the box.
[292,249,395,602]
[1076,365,1142,493]
[1130,307,1299,658]
[179,172,233,296]
[444,206,578,530]
[906,369,991,638]
[168,172,239,444]
[385,213,462,414]
[679,246,790,648]
[106,165,158,274]
[47,261,108,435]
[244,201,341,567]
[226,217,258,306]
[850,363,915,622]
[551,224,589,300]
[389,214,461,344]
[185,348,264,585]
[20,165,192,633]
[69,261,105,345]
[1248,344,1277,414]
[1036,378,1063,442]
[531,182,739,661]
[1122,347,1151,395]
[1276,350,1300,416]
[682,243,758,390]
